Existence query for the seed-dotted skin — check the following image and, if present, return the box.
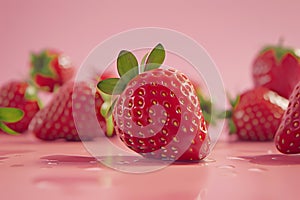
[0,81,40,133]
[29,81,105,141]
[232,87,288,141]
[275,82,300,154]
[113,68,210,161]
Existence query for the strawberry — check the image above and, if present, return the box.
[252,44,300,99]
[0,81,40,133]
[275,81,300,154]
[30,49,75,92]
[29,81,110,141]
[98,44,210,161]
[227,87,288,141]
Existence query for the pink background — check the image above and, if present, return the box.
[1,0,300,94]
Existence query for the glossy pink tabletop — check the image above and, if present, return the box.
[1,133,299,200]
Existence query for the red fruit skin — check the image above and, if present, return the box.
[252,49,300,99]
[30,49,75,92]
[113,68,210,161]
[232,87,288,141]
[275,82,300,154]
[0,81,40,133]
[29,81,106,141]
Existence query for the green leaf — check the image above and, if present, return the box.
[97,78,124,95]
[105,115,114,137]
[0,122,19,135]
[228,119,237,135]
[145,43,165,71]
[140,52,149,73]
[0,107,24,123]
[117,50,139,78]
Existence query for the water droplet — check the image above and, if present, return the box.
[84,167,102,171]
[10,164,24,167]
[227,156,247,161]
[117,160,130,165]
[248,167,267,172]
[217,164,235,169]
[47,160,59,166]
[203,157,216,163]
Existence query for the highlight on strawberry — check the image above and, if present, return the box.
[30,49,75,92]
[275,81,300,154]
[225,87,288,141]
[97,44,210,161]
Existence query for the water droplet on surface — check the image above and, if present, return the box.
[248,167,267,172]
[47,160,59,166]
[10,164,24,167]
[203,158,216,163]
[217,164,236,169]
[84,167,102,171]
[227,156,247,161]
[117,160,130,165]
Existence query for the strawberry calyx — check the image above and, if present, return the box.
[219,94,240,135]
[0,107,24,135]
[260,45,300,64]
[97,43,166,115]
[30,50,57,79]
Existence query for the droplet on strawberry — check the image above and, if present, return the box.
[0,81,40,133]
[98,44,210,161]
[275,82,300,154]
[29,81,108,141]
[227,87,288,141]
[252,44,300,99]
[30,49,75,92]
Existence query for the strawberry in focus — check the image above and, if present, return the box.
[252,44,300,99]
[98,44,210,161]
[227,87,288,141]
[30,49,75,92]
[0,81,40,133]
[275,81,300,154]
[29,81,109,141]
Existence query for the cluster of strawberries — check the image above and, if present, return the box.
[0,49,114,141]
[1,43,300,163]
[227,44,300,154]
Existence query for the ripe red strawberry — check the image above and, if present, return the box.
[228,87,288,141]
[98,44,210,161]
[30,49,75,92]
[275,82,300,154]
[252,45,300,99]
[29,81,110,141]
[0,81,40,133]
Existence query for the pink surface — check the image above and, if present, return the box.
[2,1,300,199]
[1,134,300,200]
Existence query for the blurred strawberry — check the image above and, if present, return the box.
[252,44,300,99]
[226,87,288,141]
[29,81,111,141]
[0,81,40,133]
[30,49,75,92]
[0,107,24,135]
